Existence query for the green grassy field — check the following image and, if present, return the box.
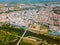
[0,24,60,45]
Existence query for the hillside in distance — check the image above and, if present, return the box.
[0,0,60,3]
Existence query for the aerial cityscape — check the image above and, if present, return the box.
[0,0,60,45]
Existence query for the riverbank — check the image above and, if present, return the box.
[0,24,60,45]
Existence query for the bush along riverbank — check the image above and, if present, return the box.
[0,30,19,45]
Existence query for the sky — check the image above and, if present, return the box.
[0,0,60,3]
